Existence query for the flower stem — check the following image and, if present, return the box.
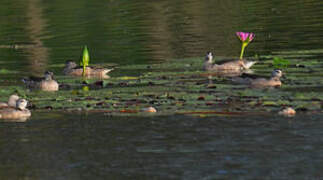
[240,42,248,59]
[82,65,86,77]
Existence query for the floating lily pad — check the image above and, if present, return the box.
[0,69,18,74]
[0,54,322,117]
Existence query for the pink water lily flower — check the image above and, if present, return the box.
[236,32,255,42]
[236,32,255,59]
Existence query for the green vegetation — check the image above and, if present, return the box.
[80,46,90,77]
[1,55,322,117]
[273,57,290,69]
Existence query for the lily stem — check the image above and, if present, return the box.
[82,65,86,77]
[240,42,248,59]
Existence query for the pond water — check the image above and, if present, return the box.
[0,0,323,179]
[1,0,323,75]
[1,112,323,179]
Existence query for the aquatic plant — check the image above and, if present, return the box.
[2,54,321,117]
[236,32,255,59]
[80,46,90,77]
[273,57,290,69]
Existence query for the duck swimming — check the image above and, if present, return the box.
[0,98,31,120]
[203,52,256,71]
[23,71,59,91]
[232,69,283,88]
[63,61,113,78]
[0,94,20,108]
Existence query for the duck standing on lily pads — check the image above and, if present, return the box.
[0,98,31,121]
[203,32,257,72]
[22,71,59,92]
[232,69,283,88]
[63,46,113,78]
[203,52,256,71]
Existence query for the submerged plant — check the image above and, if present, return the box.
[236,32,255,59]
[80,46,90,77]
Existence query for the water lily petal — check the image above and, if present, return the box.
[248,33,255,42]
[242,32,249,41]
[236,32,253,42]
[236,32,242,40]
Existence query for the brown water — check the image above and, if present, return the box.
[0,0,323,179]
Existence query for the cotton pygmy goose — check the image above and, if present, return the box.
[63,60,113,78]
[0,98,31,120]
[203,52,256,71]
[232,69,283,88]
[23,71,59,91]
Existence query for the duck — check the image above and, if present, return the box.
[232,69,283,88]
[0,94,20,108]
[0,98,31,120]
[22,71,59,91]
[63,61,113,78]
[203,52,256,71]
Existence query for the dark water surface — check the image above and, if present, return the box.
[0,112,323,179]
[0,0,323,76]
[0,0,323,179]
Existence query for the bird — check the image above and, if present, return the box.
[203,52,257,71]
[63,61,113,78]
[0,94,20,108]
[0,98,31,120]
[22,71,59,91]
[232,69,283,88]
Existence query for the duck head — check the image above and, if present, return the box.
[65,61,77,69]
[205,52,213,63]
[271,69,283,79]
[16,99,28,110]
[44,71,54,81]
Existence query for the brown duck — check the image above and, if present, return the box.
[203,52,256,71]
[0,99,31,120]
[232,69,283,88]
[63,61,113,78]
[22,71,59,91]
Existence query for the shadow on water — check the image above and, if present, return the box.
[0,112,322,179]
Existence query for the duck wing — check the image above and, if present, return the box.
[22,76,44,84]
[232,72,269,85]
[216,59,237,65]
[28,76,45,81]
[239,73,269,79]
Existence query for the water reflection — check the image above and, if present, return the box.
[26,0,49,76]
[0,0,322,76]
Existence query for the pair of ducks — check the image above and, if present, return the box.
[23,61,113,91]
[0,95,31,120]
[203,52,283,87]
